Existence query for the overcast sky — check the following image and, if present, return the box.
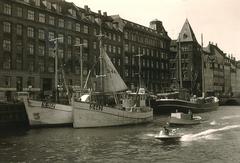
[67,0,240,60]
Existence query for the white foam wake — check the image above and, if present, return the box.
[221,115,240,120]
[181,125,240,142]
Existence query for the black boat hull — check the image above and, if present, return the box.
[151,99,219,114]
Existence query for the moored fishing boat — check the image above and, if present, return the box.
[72,31,153,128]
[22,38,72,127]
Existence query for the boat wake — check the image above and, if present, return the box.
[210,120,217,125]
[181,125,240,142]
[221,115,240,120]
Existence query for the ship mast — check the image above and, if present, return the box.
[74,43,85,92]
[178,33,183,90]
[96,17,105,92]
[201,34,205,97]
[49,37,63,102]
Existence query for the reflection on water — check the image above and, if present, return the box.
[1,106,240,162]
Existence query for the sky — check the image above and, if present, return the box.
[67,0,240,60]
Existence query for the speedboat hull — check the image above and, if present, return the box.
[155,135,181,141]
[23,99,72,127]
[72,101,153,128]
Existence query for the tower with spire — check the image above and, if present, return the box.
[173,19,203,96]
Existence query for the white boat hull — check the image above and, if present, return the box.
[23,99,72,126]
[72,101,153,128]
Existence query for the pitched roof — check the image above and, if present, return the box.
[177,19,198,43]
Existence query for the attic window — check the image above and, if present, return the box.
[183,33,188,39]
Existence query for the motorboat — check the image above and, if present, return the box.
[155,129,181,141]
[169,111,202,125]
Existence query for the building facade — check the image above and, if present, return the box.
[112,16,171,92]
[170,19,202,96]
[0,0,171,100]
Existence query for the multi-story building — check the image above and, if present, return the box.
[112,16,171,92]
[0,0,171,100]
[170,19,202,96]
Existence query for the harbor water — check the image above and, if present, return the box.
[1,106,240,163]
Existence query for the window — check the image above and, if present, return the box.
[113,34,116,41]
[132,45,135,53]
[124,32,128,39]
[4,76,11,87]
[58,49,64,58]
[16,41,23,53]
[34,0,40,6]
[83,39,88,48]
[125,56,129,64]
[3,57,11,70]
[17,7,22,17]
[16,57,23,70]
[83,25,88,34]
[93,28,97,35]
[66,49,71,59]
[58,34,64,43]
[16,24,22,35]
[3,22,11,33]
[67,36,72,45]
[27,27,34,38]
[38,29,45,40]
[58,18,64,28]
[124,44,129,52]
[118,47,121,54]
[27,10,35,20]
[3,4,11,15]
[93,42,97,49]
[39,13,45,23]
[48,62,54,72]
[28,44,34,55]
[48,32,55,40]
[113,46,116,53]
[3,40,11,51]
[38,45,45,56]
[76,23,80,32]
[39,60,44,72]
[75,37,80,44]
[49,16,55,25]
[108,45,112,52]
[48,48,55,57]
[118,35,121,42]
[67,21,72,30]
[29,61,34,72]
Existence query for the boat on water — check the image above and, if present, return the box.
[169,111,202,125]
[152,33,219,114]
[22,38,73,127]
[155,128,181,141]
[153,94,219,114]
[72,40,153,128]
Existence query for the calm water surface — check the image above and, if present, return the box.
[1,106,240,163]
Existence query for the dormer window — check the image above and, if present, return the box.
[42,0,51,10]
[68,9,76,17]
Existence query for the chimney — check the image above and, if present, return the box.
[98,10,102,15]
[84,5,88,11]
[103,12,107,17]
